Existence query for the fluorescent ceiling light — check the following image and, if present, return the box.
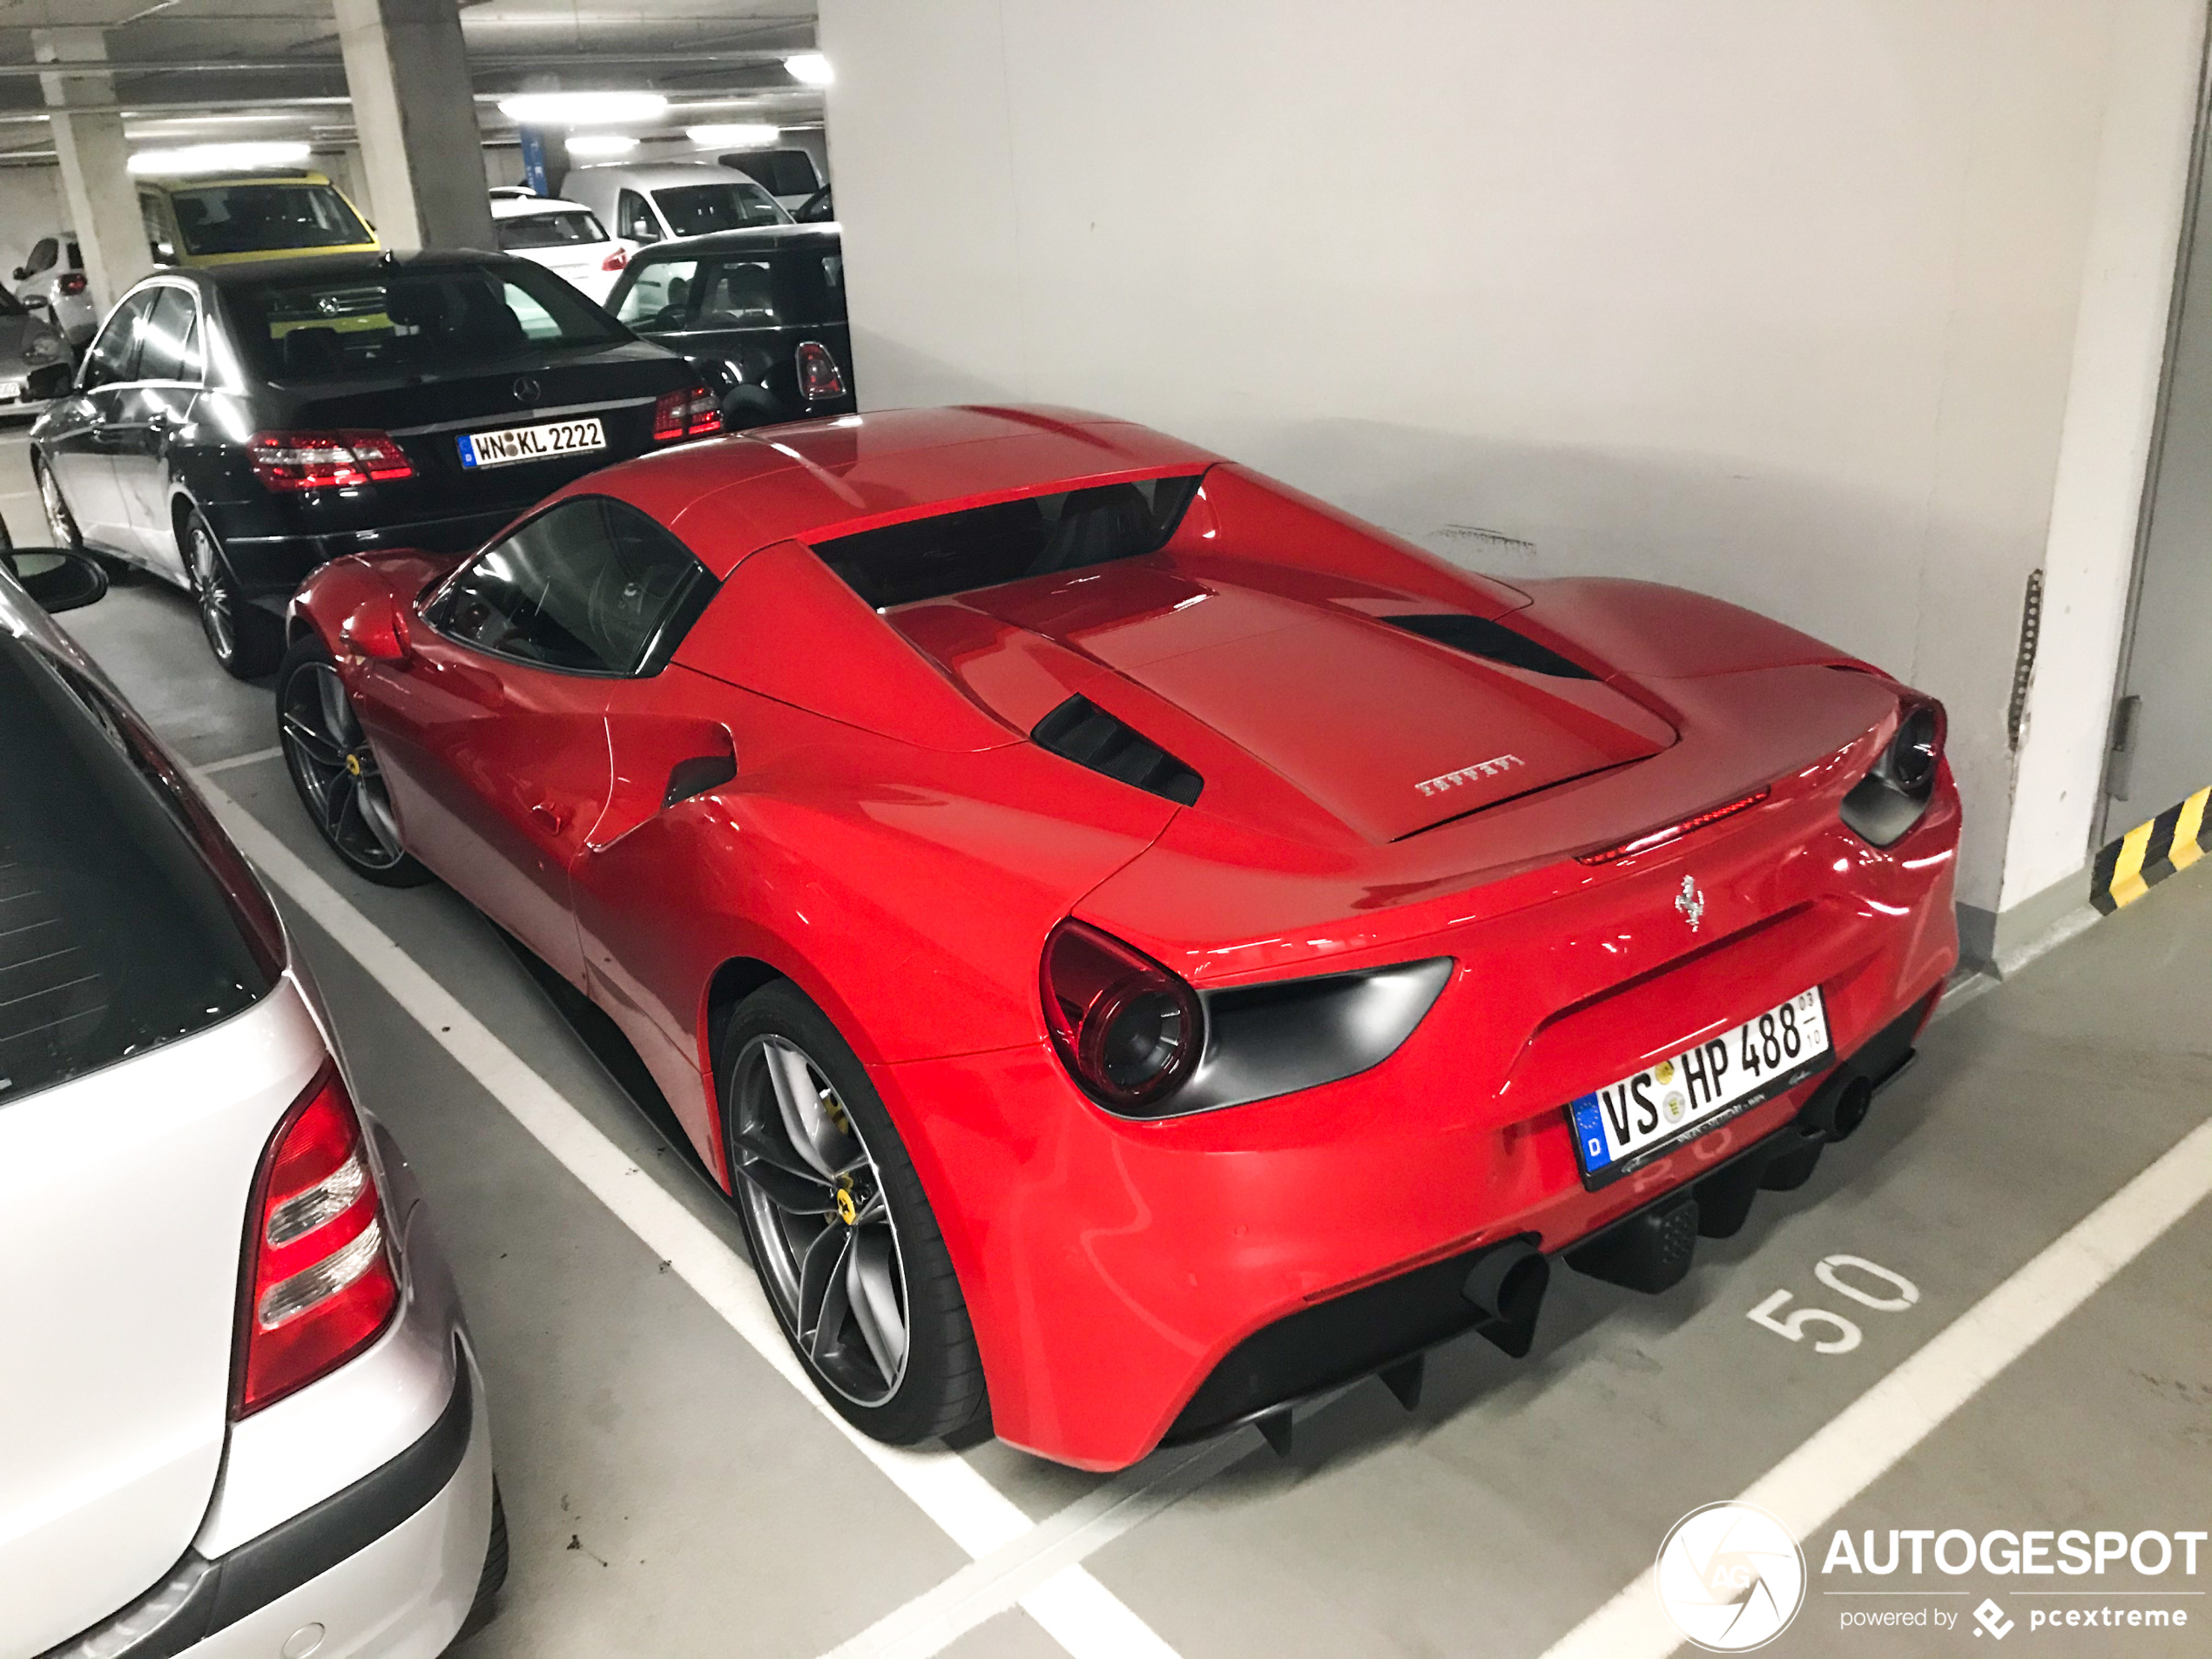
[687,123,778,149]
[129,140,311,174]
[564,133,638,158]
[496,91,668,127]
[783,52,833,86]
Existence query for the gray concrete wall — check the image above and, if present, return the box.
[819,0,2209,921]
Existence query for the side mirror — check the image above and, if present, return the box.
[339,587,410,664]
[2,547,110,615]
[10,266,26,281]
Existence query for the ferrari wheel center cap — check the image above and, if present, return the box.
[344,752,363,777]
[834,1187,859,1225]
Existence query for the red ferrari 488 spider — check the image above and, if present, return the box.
[280,405,1958,1469]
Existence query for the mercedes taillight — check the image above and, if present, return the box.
[233,1065,400,1415]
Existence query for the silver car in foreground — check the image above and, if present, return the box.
[0,546,502,1659]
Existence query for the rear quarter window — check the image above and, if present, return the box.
[0,635,279,1107]
[812,475,1204,609]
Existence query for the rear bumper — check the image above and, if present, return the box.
[39,1126,494,1659]
[0,362,74,417]
[879,803,1959,1470]
[1163,989,1932,1446]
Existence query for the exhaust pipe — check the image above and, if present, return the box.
[1799,1068,1876,1143]
[1463,1237,1549,1357]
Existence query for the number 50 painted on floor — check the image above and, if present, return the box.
[1748,1255,1922,1354]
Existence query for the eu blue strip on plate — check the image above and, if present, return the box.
[457,434,479,469]
[1570,1095,1612,1171]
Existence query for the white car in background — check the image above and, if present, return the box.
[10,233,98,350]
[0,550,502,1658]
[560,162,792,251]
[488,187,635,304]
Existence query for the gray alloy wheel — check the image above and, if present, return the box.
[276,638,432,887]
[731,1033,912,1406]
[187,516,238,667]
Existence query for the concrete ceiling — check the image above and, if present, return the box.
[0,0,820,162]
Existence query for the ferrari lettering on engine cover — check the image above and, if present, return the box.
[1415,752,1523,798]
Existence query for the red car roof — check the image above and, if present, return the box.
[577,404,1223,578]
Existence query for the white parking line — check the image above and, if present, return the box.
[1536,1111,2212,1659]
[190,765,1189,1659]
[196,744,282,776]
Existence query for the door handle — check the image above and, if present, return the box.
[529,802,571,834]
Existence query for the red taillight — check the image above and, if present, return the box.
[1042,920,1203,1111]
[601,246,630,273]
[59,273,87,297]
[653,384,722,442]
[796,340,846,402]
[248,430,415,493]
[233,1065,399,1416]
[1575,787,1771,867]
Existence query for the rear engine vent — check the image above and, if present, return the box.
[1033,696,1204,806]
[1383,614,1595,680]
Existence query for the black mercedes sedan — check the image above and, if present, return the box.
[28,252,720,676]
[604,226,855,431]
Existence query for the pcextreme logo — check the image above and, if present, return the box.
[1656,1502,1807,1651]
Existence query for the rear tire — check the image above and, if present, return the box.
[276,636,435,887]
[719,981,988,1445]
[185,509,280,678]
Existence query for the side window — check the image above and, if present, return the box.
[424,498,713,675]
[614,259,698,332]
[139,193,177,265]
[698,261,777,325]
[136,287,200,383]
[80,291,157,390]
[617,190,661,244]
[24,237,57,277]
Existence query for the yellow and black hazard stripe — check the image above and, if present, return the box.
[2092,786,2212,914]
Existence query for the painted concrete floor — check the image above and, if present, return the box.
[3,427,2207,1659]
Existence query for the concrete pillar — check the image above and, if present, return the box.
[334,0,496,253]
[34,29,153,316]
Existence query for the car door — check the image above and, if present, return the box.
[111,284,199,583]
[42,290,155,556]
[348,496,709,984]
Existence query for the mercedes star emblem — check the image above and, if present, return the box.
[512,375,541,406]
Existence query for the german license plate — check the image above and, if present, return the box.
[1567,987,1832,1190]
[0,379,24,402]
[457,416,604,470]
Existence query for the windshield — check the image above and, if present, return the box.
[616,247,844,334]
[812,476,1205,610]
[651,181,790,235]
[169,182,372,256]
[0,632,278,1107]
[223,261,629,381]
[496,211,610,251]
